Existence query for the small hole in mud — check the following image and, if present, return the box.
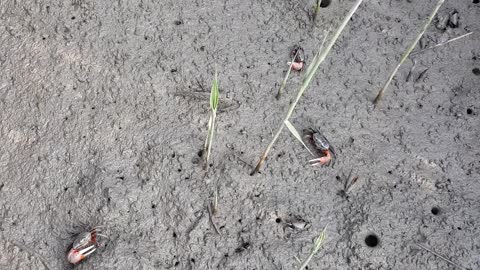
[319,0,331,8]
[466,108,473,115]
[365,234,379,247]
[42,37,46,40]
[335,175,340,180]
[172,232,177,238]
[191,258,195,263]
[473,68,480,75]
[275,218,282,223]
[71,16,75,20]
[64,187,68,191]
[224,253,229,258]
[174,261,179,266]
[197,149,203,157]
[388,170,392,174]
[431,207,440,215]
[174,20,182,25]
[151,204,156,209]
[457,227,462,230]
[171,68,177,73]
[91,106,95,110]
[177,169,182,172]
[144,36,148,40]
[474,0,479,4]
[238,219,242,223]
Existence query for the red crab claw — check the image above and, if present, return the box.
[67,245,97,264]
[309,150,332,166]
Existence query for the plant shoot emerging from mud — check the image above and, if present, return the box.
[251,0,364,175]
[204,71,219,170]
[296,227,327,270]
[373,0,445,105]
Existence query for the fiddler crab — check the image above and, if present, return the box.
[288,46,305,71]
[67,227,106,264]
[305,128,336,167]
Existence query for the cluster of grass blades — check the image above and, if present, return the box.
[251,0,364,175]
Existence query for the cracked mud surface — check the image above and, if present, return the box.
[1,0,479,269]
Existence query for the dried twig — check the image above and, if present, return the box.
[415,243,470,270]
[276,50,299,99]
[207,204,220,234]
[405,59,417,82]
[410,32,474,56]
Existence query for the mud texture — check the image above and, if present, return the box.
[1,0,480,269]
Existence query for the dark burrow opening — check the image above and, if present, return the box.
[319,0,331,8]
[431,207,440,215]
[365,234,379,247]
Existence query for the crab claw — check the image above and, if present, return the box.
[287,61,304,71]
[309,150,332,166]
[67,245,96,264]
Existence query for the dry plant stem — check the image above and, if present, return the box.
[410,32,473,56]
[415,243,469,270]
[250,0,364,175]
[276,50,299,99]
[373,0,445,105]
[204,111,216,169]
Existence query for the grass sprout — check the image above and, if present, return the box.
[251,0,364,175]
[296,227,327,270]
[204,71,219,170]
[373,0,445,105]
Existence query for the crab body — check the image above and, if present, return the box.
[289,46,305,71]
[306,128,336,167]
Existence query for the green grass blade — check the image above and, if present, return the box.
[296,227,327,270]
[373,0,445,105]
[210,71,219,112]
[284,120,314,156]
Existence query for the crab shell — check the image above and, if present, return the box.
[67,230,98,264]
[312,132,330,151]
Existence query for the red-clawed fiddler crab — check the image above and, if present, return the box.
[67,226,106,264]
[305,128,336,167]
[288,46,305,71]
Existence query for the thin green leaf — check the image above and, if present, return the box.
[284,120,314,156]
[210,72,219,111]
[297,227,327,270]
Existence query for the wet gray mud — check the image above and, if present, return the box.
[1,0,479,269]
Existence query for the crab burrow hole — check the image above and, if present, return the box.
[364,234,379,247]
[431,206,440,215]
